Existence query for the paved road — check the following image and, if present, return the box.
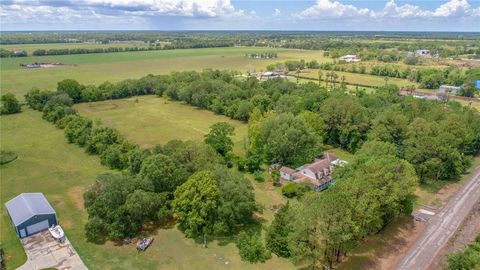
[397,166,480,270]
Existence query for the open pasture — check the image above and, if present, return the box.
[74,95,248,155]
[0,41,148,55]
[0,109,292,270]
[0,47,328,98]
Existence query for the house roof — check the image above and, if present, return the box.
[294,174,332,186]
[280,166,296,174]
[5,193,56,226]
[302,153,338,174]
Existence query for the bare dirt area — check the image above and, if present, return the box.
[428,201,480,270]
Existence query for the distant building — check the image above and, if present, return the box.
[407,49,434,58]
[339,55,360,62]
[415,49,431,56]
[278,153,346,192]
[258,71,281,79]
[13,50,27,57]
[439,85,462,94]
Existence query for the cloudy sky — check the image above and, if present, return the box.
[1,0,479,31]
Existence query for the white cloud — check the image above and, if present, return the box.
[295,0,372,19]
[429,0,473,17]
[83,0,243,18]
[273,8,281,17]
[295,0,480,20]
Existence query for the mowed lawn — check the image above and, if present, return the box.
[0,47,329,98]
[75,95,248,155]
[0,109,294,270]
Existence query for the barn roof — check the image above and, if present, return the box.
[5,193,56,226]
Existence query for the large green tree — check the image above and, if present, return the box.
[204,122,235,156]
[57,79,82,102]
[173,171,220,238]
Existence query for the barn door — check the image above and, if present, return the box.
[26,219,49,235]
[19,229,26,238]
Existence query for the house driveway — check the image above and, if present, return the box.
[17,230,87,270]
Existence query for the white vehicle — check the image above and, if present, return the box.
[49,225,65,243]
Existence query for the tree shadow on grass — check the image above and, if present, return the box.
[338,216,419,270]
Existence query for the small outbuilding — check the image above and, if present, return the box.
[5,193,57,238]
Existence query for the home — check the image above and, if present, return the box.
[278,153,346,192]
[439,85,462,95]
[339,55,360,62]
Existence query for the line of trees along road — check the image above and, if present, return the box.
[23,69,480,267]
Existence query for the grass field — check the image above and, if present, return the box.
[0,41,148,55]
[0,47,329,98]
[301,68,415,88]
[0,109,293,270]
[74,95,248,155]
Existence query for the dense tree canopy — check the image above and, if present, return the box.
[248,112,323,167]
[83,173,170,241]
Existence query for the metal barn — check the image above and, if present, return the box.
[5,193,57,238]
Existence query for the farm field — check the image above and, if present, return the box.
[74,95,248,155]
[0,41,148,55]
[0,109,293,270]
[0,47,329,98]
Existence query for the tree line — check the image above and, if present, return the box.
[0,41,234,58]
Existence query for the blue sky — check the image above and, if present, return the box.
[1,0,479,31]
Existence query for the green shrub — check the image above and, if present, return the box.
[236,231,271,263]
[281,182,298,198]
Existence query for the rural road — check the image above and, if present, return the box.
[396,166,480,270]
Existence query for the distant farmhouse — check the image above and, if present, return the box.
[399,90,443,101]
[277,153,346,192]
[256,71,292,80]
[407,49,438,58]
[339,54,360,62]
[438,85,462,95]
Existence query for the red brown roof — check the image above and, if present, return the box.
[280,166,296,174]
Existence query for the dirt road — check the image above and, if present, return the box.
[396,166,480,270]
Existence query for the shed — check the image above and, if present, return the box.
[5,193,57,238]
